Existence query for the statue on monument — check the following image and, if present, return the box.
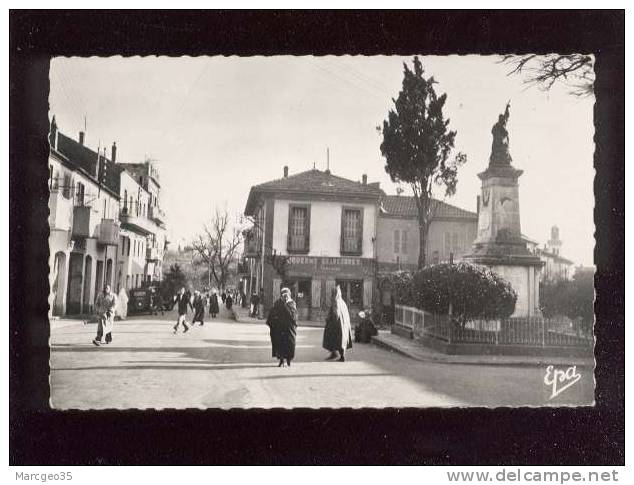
[490,101,512,167]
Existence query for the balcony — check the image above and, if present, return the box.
[72,204,100,238]
[99,219,120,246]
[146,246,161,261]
[119,206,156,235]
[49,188,73,231]
[148,205,166,226]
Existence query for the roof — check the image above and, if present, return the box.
[56,132,121,195]
[245,169,383,214]
[539,249,575,265]
[379,195,477,221]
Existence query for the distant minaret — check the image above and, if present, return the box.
[546,226,562,256]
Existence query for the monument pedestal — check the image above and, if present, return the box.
[463,165,543,318]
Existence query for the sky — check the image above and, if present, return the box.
[49,55,595,266]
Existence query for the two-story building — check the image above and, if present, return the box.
[375,194,478,273]
[244,167,383,321]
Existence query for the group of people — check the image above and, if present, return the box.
[172,287,240,333]
[89,282,371,368]
[265,285,353,367]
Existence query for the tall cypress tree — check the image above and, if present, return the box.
[380,57,466,268]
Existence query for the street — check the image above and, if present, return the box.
[50,309,595,409]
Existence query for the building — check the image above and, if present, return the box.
[48,117,167,317]
[376,194,478,273]
[244,167,382,320]
[48,118,121,316]
[117,160,168,289]
[243,166,479,320]
[537,226,575,282]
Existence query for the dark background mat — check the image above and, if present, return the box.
[9,10,624,465]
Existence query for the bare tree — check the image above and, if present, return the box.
[501,54,594,97]
[190,207,243,290]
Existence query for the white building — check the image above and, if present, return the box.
[48,117,167,316]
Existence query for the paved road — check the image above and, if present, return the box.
[50,309,595,409]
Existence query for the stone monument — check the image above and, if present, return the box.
[463,102,543,317]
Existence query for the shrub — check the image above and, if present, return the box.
[387,262,517,325]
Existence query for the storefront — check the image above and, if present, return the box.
[270,255,375,322]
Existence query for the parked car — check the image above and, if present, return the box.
[128,287,156,315]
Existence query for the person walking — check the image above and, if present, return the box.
[225,291,233,310]
[323,285,353,362]
[250,292,259,317]
[173,287,191,334]
[192,290,205,326]
[221,291,226,304]
[209,288,220,318]
[93,284,118,346]
[266,287,298,367]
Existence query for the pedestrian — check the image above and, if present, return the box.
[116,286,128,320]
[266,287,298,367]
[209,288,220,318]
[192,290,205,326]
[225,291,233,310]
[173,287,191,334]
[93,284,118,346]
[258,288,265,319]
[250,292,259,317]
[221,291,226,304]
[354,310,378,343]
[323,285,353,362]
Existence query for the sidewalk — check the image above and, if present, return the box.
[372,331,595,368]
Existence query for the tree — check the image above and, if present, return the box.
[190,207,243,291]
[161,263,187,300]
[415,263,517,326]
[501,54,594,97]
[540,268,595,336]
[380,56,466,269]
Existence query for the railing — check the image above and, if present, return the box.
[394,304,593,348]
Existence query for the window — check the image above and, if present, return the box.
[394,230,400,253]
[287,205,310,253]
[432,250,440,265]
[62,173,72,199]
[336,279,364,307]
[401,230,408,254]
[123,190,128,209]
[127,238,131,256]
[341,207,363,255]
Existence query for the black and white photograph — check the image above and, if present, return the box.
[46,53,597,409]
[9,9,624,466]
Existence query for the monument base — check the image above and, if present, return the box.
[463,254,542,318]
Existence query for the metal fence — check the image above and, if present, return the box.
[394,304,593,348]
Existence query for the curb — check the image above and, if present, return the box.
[371,335,595,368]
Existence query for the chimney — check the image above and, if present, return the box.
[283,166,288,178]
[111,142,117,162]
[362,174,367,185]
[79,131,85,145]
[49,116,58,149]
[476,195,481,217]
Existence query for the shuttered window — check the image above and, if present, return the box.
[341,207,363,255]
[287,205,310,253]
[394,230,400,253]
[401,230,408,254]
